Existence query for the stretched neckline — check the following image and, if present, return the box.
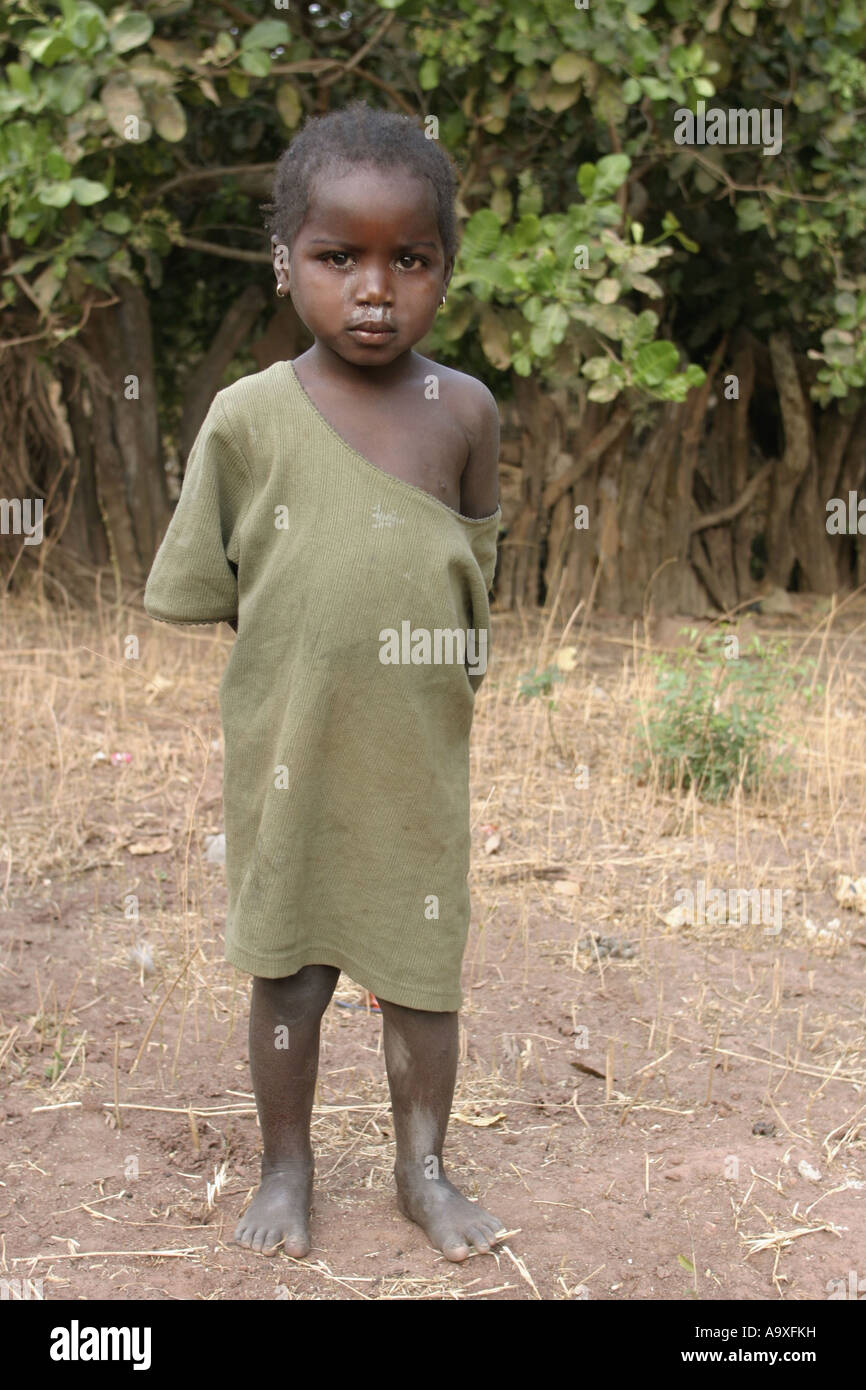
[283,358,501,528]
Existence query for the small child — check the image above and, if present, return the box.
[144,101,504,1263]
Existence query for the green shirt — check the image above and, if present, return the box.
[144,360,501,1010]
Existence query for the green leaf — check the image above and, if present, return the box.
[546,81,580,112]
[100,77,148,139]
[276,83,302,128]
[630,273,663,296]
[595,75,626,125]
[641,76,670,100]
[517,182,544,217]
[593,154,631,200]
[834,291,857,316]
[5,251,52,275]
[677,1254,695,1273]
[587,378,622,402]
[419,58,440,91]
[102,211,131,234]
[490,188,512,222]
[83,229,119,258]
[634,340,679,385]
[37,183,74,208]
[22,30,76,66]
[461,209,502,257]
[211,31,235,61]
[577,164,596,199]
[240,49,271,77]
[582,356,613,380]
[7,65,34,96]
[551,53,585,83]
[148,91,187,142]
[109,12,154,54]
[70,178,109,206]
[227,70,249,99]
[0,87,24,116]
[622,77,642,104]
[730,6,756,36]
[31,266,62,310]
[595,277,621,304]
[53,67,93,115]
[512,213,541,250]
[736,198,765,233]
[45,151,71,180]
[67,3,107,50]
[241,20,291,50]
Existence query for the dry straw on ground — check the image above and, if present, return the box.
[1,576,865,1299]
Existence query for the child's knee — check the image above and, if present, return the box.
[255,964,338,1019]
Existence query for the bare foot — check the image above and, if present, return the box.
[234,1159,313,1257]
[395,1165,504,1262]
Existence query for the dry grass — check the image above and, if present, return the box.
[2,575,866,1299]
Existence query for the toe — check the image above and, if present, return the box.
[440,1238,471,1262]
[467,1226,491,1253]
[479,1214,505,1239]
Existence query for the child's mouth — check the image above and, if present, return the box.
[347,324,397,344]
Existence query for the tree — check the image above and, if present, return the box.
[2,0,865,613]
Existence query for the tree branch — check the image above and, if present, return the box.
[320,11,396,86]
[212,0,257,25]
[180,284,266,460]
[175,235,271,263]
[541,408,630,510]
[145,163,275,204]
[690,458,773,533]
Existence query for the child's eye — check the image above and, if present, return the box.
[317,251,427,270]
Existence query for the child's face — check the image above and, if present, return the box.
[273,165,452,367]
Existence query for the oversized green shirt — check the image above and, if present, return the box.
[144,360,501,1010]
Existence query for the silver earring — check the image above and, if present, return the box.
[276,285,287,298]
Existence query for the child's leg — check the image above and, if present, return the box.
[234,964,340,1256]
[378,999,504,1262]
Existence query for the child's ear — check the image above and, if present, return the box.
[271,234,291,289]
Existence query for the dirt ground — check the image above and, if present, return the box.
[1,592,865,1301]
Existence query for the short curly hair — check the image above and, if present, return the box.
[261,100,460,264]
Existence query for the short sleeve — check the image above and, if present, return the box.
[144,395,251,627]
[469,506,501,595]
[465,506,501,696]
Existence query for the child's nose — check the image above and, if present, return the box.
[356,270,392,304]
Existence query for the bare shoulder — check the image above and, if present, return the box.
[414,356,498,430]
[413,358,500,518]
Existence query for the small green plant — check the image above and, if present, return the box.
[517,665,563,701]
[634,631,818,802]
[517,664,566,759]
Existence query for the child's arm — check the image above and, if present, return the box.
[459,381,500,521]
[144,396,252,628]
[460,381,501,698]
